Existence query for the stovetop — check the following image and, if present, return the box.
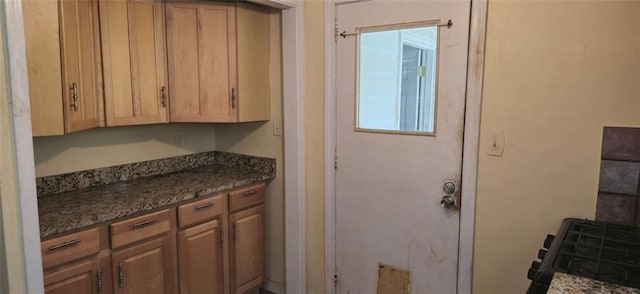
[527,218,640,294]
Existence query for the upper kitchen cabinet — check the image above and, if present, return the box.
[99,0,169,126]
[166,2,271,123]
[23,0,104,136]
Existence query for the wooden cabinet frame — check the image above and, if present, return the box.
[24,0,272,136]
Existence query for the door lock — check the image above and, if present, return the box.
[441,180,458,210]
[443,180,457,195]
[440,195,457,209]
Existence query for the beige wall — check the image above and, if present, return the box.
[215,11,285,286]
[473,1,640,293]
[33,124,216,177]
[303,2,326,293]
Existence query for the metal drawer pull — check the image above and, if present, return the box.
[70,82,79,111]
[232,224,237,240]
[131,218,158,229]
[231,88,236,108]
[242,190,260,197]
[48,239,81,251]
[219,227,224,247]
[195,202,214,210]
[160,86,167,108]
[97,270,103,294]
[118,262,124,288]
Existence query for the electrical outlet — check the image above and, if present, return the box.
[273,118,283,136]
[175,130,185,147]
[487,131,505,156]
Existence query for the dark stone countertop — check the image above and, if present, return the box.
[38,163,274,239]
[547,273,640,294]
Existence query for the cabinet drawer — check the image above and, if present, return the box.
[110,209,171,248]
[178,194,225,229]
[229,182,265,212]
[41,228,100,269]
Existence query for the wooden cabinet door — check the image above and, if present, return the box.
[178,219,225,294]
[59,0,103,133]
[99,0,168,126]
[230,205,264,294]
[166,2,237,123]
[23,0,65,136]
[44,258,104,294]
[112,235,176,294]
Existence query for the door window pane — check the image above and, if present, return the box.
[357,24,438,135]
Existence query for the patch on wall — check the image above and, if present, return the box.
[377,263,411,294]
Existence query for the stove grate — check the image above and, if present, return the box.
[553,220,640,288]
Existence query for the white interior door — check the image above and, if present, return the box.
[335,1,470,293]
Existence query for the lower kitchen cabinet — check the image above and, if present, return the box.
[44,256,110,294]
[40,182,267,294]
[111,235,177,294]
[230,204,265,294]
[41,227,112,294]
[178,219,225,294]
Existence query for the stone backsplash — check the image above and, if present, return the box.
[596,127,640,226]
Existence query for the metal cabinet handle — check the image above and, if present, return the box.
[118,262,124,288]
[218,227,224,248]
[160,86,167,108]
[242,190,259,197]
[195,202,214,210]
[131,218,158,229]
[232,224,237,240]
[48,239,81,251]
[70,82,79,111]
[96,270,103,294]
[231,88,236,109]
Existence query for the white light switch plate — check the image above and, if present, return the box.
[273,118,283,136]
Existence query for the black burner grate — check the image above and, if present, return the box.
[553,220,640,288]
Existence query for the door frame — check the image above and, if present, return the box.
[323,1,488,293]
[0,0,45,292]
[279,2,307,294]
